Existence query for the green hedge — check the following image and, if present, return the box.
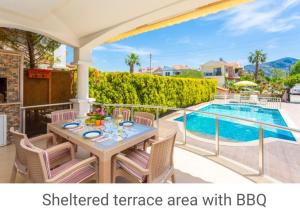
[89,70,217,111]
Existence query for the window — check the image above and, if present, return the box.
[214,68,222,76]
[165,72,171,76]
[205,72,213,76]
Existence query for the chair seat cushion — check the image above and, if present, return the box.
[118,149,150,182]
[51,159,79,177]
[51,159,95,183]
[48,148,70,164]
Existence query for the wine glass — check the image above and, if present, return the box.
[116,112,124,125]
[104,116,112,133]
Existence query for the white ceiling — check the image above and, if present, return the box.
[0,0,223,49]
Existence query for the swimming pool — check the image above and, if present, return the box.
[175,104,295,142]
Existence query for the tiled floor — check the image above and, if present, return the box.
[0,144,252,183]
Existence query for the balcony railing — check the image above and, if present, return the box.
[20,102,72,137]
[213,95,282,109]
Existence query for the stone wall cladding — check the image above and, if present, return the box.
[0,104,20,142]
[0,52,21,102]
[0,50,22,144]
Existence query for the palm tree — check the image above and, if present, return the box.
[248,49,267,81]
[125,53,141,73]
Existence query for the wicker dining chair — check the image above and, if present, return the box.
[9,127,72,182]
[51,109,77,124]
[133,112,155,150]
[50,109,78,147]
[20,140,98,183]
[112,132,176,183]
[133,112,155,127]
[112,108,131,121]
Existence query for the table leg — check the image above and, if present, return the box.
[98,157,112,183]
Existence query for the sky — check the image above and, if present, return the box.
[67,0,300,72]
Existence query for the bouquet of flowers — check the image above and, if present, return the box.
[86,108,106,125]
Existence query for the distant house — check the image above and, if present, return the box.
[138,67,162,75]
[172,65,190,70]
[162,65,192,76]
[162,66,177,76]
[152,67,163,75]
[200,59,243,86]
[139,65,198,77]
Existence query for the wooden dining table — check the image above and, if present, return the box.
[47,121,158,183]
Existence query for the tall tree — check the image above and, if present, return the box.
[290,61,300,75]
[0,28,60,68]
[125,53,141,73]
[248,49,267,81]
[271,69,286,81]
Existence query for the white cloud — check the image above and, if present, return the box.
[265,15,300,32]
[93,45,107,51]
[109,44,151,55]
[218,0,300,34]
[284,0,299,7]
[93,43,158,56]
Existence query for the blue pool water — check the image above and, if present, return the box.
[175,104,295,142]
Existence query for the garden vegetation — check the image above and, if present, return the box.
[286,61,300,87]
[175,69,204,78]
[89,69,216,112]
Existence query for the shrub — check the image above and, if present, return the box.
[175,69,203,78]
[89,70,217,113]
[290,61,300,75]
[285,74,300,88]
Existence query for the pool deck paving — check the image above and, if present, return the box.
[158,101,300,183]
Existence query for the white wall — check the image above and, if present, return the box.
[206,76,225,87]
[290,95,300,103]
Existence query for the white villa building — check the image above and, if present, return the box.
[200,59,243,86]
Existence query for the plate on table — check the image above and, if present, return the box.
[83,130,103,139]
[121,121,134,127]
[63,122,80,129]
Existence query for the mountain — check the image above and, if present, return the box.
[244,57,298,76]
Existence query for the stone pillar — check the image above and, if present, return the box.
[0,50,22,144]
[71,47,95,118]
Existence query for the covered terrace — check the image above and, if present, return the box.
[0,0,273,184]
